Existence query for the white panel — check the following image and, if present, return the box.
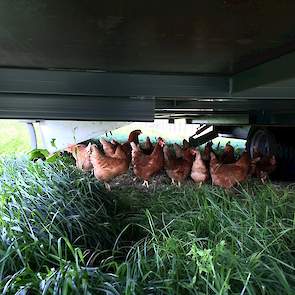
[39,120,129,152]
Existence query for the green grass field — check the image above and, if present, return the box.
[0,120,31,154]
[1,156,294,294]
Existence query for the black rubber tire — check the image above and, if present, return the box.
[247,127,295,180]
[246,127,277,158]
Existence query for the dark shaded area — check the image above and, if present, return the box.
[0,1,295,74]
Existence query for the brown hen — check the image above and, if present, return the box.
[203,141,214,162]
[173,140,192,160]
[163,146,193,186]
[100,138,117,157]
[141,136,154,155]
[210,151,251,188]
[251,148,277,183]
[131,137,165,188]
[65,143,93,172]
[220,142,235,164]
[89,144,129,191]
[173,143,184,158]
[111,129,142,163]
[191,148,209,185]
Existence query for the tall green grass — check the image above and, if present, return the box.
[0,157,120,294]
[0,157,294,294]
[113,185,295,294]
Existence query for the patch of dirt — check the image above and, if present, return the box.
[108,167,199,193]
[109,168,169,192]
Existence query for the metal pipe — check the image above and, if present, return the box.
[26,122,37,150]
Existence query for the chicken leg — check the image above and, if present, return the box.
[142,180,149,188]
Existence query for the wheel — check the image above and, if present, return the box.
[247,127,295,180]
[246,127,277,158]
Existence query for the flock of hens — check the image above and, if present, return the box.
[65,129,277,191]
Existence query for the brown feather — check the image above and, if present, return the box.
[131,138,164,181]
[164,146,192,183]
[210,151,250,188]
[90,144,129,182]
[65,143,93,172]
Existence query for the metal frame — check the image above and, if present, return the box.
[232,51,295,93]
[0,93,155,121]
[1,46,295,122]
[0,68,228,97]
[155,99,295,113]
[1,66,295,99]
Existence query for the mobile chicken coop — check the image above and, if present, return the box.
[1,2,295,178]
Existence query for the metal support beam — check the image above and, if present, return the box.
[232,50,295,93]
[191,115,249,125]
[0,68,229,97]
[156,99,295,113]
[233,77,295,98]
[0,94,154,121]
[2,67,295,103]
